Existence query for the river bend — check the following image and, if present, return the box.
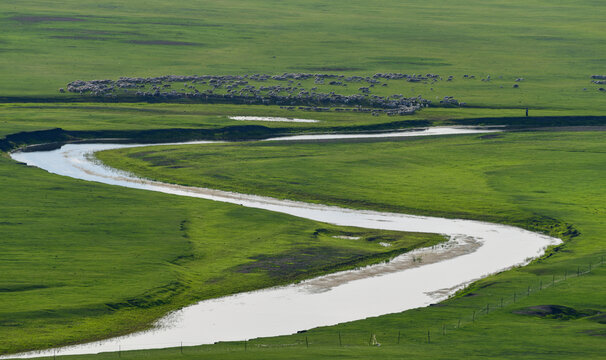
[5,127,561,358]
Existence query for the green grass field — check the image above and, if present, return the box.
[97,130,606,226]
[0,152,446,354]
[1,0,605,112]
[1,0,606,358]
[0,103,540,138]
[94,130,606,358]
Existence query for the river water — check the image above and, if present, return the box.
[5,127,560,358]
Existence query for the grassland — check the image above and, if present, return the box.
[1,0,605,113]
[1,0,606,358]
[96,130,605,226]
[92,130,606,358]
[4,103,606,153]
[0,151,447,354]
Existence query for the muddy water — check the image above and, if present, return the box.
[5,127,560,358]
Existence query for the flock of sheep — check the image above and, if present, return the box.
[62,73,458,115]
[592,75,606,91]
[62,72,600,116]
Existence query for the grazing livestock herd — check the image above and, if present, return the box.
[592,75,606,91]
[64,73,444,115]
[61,73,605,115]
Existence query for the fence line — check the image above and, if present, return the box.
[48,257,603,357]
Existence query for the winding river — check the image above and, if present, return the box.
[5,127,561,358]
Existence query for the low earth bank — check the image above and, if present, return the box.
[4,115,606,153]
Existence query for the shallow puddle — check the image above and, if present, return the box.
[229,116,319,123]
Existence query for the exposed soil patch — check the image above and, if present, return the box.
[11,16,86,23]
[514,305,599,320]
[234,246,369,279]
[304,236,479,294]
[128,40,201,46]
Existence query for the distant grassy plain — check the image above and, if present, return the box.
[0,0,605,112]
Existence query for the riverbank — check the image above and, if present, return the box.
[82,129,606,358]
[6,129,559,357]
[0,136,448,355]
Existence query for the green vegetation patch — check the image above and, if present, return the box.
[2,0,606,357]
[95,130,606,358]
[0,0,605,113]
[235,228,442,279]
[0,154,443,354]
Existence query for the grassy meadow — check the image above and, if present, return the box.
[0,103,538,138]
[0,0,605,112]
[1,0,606,358]
[0,151,446,354]
[93,130,606,358]
[96,130,606,227]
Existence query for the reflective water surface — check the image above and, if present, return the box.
[5,127,560,358]
[229,116,319,123]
